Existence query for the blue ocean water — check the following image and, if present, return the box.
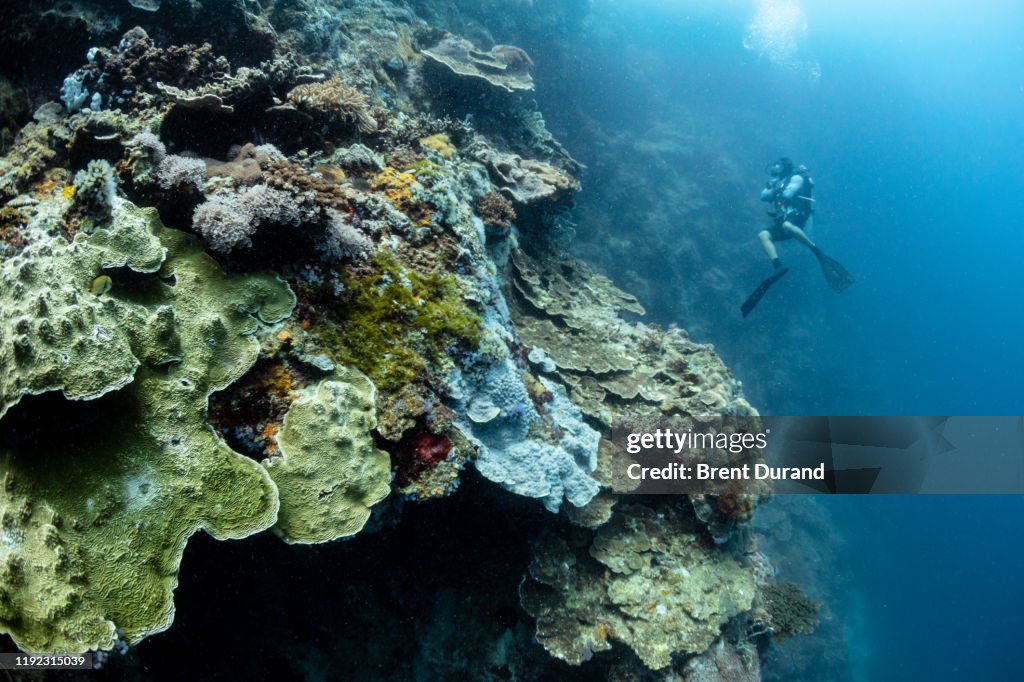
[538,1,1024,679]
[829,494,1024,681]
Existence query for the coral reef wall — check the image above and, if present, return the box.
[0,0,816,677]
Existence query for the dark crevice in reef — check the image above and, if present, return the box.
[0,5,99,91]
[207,356,315,462]
[67,130,125,175]
[0,390,126,458]
[159,99,326,160]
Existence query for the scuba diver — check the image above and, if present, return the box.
[741,157,854,317]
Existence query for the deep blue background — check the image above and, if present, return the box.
[544,1,1024,679]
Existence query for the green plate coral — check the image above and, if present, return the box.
[0,199,166,419]
[0,201,295,653]
[264,366,391,544]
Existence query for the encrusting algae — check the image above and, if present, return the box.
[304,250,483,392]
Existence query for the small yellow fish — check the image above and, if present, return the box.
[89,275,113,295]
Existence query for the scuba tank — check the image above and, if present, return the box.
[774,166,815,222]
[792,164,815,213]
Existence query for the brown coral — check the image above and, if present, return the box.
[106,28,225,91]
[206,143,355,211]
[66,27,228,112]
[264,157,356,212]
[287,78,378,134]
[477,190,516,230]
[0,206,27,254]
[491,45,535,70]
[470,141,580,206]
[761,582,820,640]
[387,147,424,171]
[205,143,272,186]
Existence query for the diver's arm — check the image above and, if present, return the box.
[760,184,776,201]
[780,174,804,200]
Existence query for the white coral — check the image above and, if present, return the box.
[156,155,207,191]
[193,185,318,254]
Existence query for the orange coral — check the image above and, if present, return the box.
[371,167,434,225]
[261,362,294,401]
[593,621,614,643]
[262,423,281,455]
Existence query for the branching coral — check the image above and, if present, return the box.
[287,78,378,134]
[477,190,516,230]
[263,153,356,211]
[761,581,820,640]
[68,160,117,232]
[192,184,320,253]
[61,27,228,112]
[155,154,207,191]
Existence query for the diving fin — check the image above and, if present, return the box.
[741,266,789,318]
[813,250,854,292]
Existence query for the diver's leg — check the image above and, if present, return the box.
[780,221,818,252]
[758,230,785,271]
